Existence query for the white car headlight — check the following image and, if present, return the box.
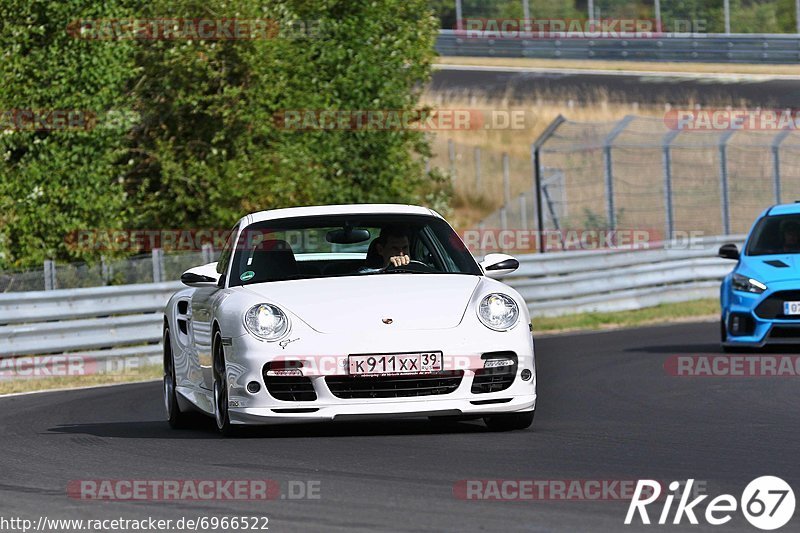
[478,293,519,331]
[244,303,290,341]
[732,273,767,294]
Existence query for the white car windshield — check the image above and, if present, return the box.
[228,213,481,285]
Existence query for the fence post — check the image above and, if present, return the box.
[201,243,215,265]
[101,256,111,284]
[43,260,56,291]
[522,0,531,33]
[719,131,735,235]
[477,221,485,259]
[502,152,511,207]
[519,193,528,231]
[603,115,634,230]
[448,139,456,183]
[771,129,791,205]
[662,130,680,241]
[152,248,164,283]
[474,146,481,192]
[532,115,566,253]
[500,207,508,231]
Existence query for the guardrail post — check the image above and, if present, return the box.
[662,130,680,240]
[473,146,481,192]
[719,131,735,235]
[152,248,164,283]
[43,260,56,291]
[502,153,511,207]
[771,129,791,205]
[603,115,634,231]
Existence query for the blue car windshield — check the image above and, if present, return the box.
[746,214,800,256]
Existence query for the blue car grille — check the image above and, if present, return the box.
[755,290,800,319]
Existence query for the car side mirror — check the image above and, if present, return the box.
[718,244,740,261]
[480,253,520,279]
[181,262,221,287]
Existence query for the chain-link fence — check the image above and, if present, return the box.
[467,114,800,248]
[0,247,217,293]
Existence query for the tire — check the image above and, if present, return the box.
[164,327,193,429]
[484,410,535,432]
[212,332,237,437]
[720,317,734,352]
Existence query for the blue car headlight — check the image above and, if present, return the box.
[732,273,767,294]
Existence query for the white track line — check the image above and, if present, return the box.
[0,378,160,399]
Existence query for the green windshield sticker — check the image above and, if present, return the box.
[240,270,255,282]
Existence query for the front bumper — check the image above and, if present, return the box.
[724,282,800,346]
[223,326,537,425]
[229,393,536,425]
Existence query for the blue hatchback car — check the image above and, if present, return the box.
[720,202,800,350]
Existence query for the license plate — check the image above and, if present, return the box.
[348,352,443,376]
[784,302,800,315]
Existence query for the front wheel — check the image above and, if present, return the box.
[213,332,236,436]
[484,410,535,432]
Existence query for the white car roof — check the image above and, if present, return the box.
[243,204,442,225]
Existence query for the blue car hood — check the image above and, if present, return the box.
[740,254,800,283]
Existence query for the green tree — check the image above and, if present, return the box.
[125,0,445,228]
[0,0,443,268]
[0,0,137,268]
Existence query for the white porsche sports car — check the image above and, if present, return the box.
[163,204,537,435]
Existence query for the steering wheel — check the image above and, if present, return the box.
[384,260,436,273]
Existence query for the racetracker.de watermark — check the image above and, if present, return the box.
[664,109,800,131]
[454,18,707,39]
[67,479,321,501]
[459,229,706,253]
[273,109,529,131]
[0,355,142,379]
[65,229,233,253]
[453,479,706,501]
[66,18,322,40]
[665,355,800,377]
[0,109,96,132]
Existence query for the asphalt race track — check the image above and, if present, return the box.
[430,66,800,107]
[1,321,798,532]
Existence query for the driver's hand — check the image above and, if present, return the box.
[389,254,410,267]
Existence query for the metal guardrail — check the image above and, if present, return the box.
[0,236,744,363]
[436,29,800,63]
[505,235,744,316]
[0,282,181,358]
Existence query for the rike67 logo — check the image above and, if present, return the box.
[625,477,795,530]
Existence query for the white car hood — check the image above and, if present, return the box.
[240,274,481,333]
